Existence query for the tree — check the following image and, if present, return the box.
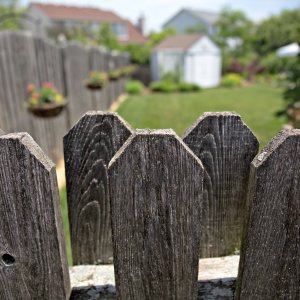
[0,0,22,30]
[148,27,176,47]
[97,23,119,50]
[214,7,254,56]
[253,8,300,55]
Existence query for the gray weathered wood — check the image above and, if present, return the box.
[235,129,300,300]
[33,36,69,161]
[0,31,129,162]
[183,112,259,258]
[64,112,133,265]
[109,129,204,300]
[0,132,70,299]
[63,43,94,125]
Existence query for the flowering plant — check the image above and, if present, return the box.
[85,71,108,89]
[121,65,137,76]
[109,69,122,80]
[27,83,65,107]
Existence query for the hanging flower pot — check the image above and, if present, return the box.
[26,83,67,118]
[121,64,137,77]
[109,69,122,81]
[85,71,108,91]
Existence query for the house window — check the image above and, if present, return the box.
[112,23,128,39]
[64,20,78,29]
[90,22,100,31]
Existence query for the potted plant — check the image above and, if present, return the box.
[109,69,122,81]
[122,65,137,77]
[27,83,67,118]
[85,71,108,90]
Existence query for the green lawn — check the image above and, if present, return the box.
[117,84,286,148]
[59,186,72,265]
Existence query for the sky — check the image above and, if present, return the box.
[21,0,300,32]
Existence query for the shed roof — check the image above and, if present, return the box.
[153,34,203,52]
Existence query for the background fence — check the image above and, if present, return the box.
[0,31,130,163]
[1,110,298,299]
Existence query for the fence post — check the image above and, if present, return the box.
[64,112,133,265]
[236,129,300,300]
[108,129,204,300]
[0,132,70,299]
[183,112,259,257]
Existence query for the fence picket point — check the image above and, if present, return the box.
[0,132,70,299]
[64,111,133,265]
[109,129,204,300]
[183,112,259,258]
[236,129,300,300]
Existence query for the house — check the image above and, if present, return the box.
[162,8,219,35]
[23,3,147,44]
[151,34,221,88]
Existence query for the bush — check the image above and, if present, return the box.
[261,53,298,75]
[221,73,243,87]
[177,82,201,92]
[150,81,178,93]
[125,80,144,95]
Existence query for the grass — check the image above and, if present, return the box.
[59,186,72,265]
[117,84,286,148]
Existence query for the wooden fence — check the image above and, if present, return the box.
[0,31,130,163]
[0,111,299,299]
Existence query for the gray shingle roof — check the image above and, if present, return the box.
[152,34,203,52]
[186,9,219,25]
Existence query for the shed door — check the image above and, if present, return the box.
[184,53,219,88]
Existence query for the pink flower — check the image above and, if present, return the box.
[31,93,39,99]
[27,84,36,93]
[43,82,54,89]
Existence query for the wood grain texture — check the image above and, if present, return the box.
[0,132,70,299]
[109,129,204,300]
[64,112,133,265]
[183,112,259,258]
[236,129,300,300]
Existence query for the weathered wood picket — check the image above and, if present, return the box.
[0,31,130,163]
[64,112,132,265]
[0,111,300,299]
[183,112,259,257]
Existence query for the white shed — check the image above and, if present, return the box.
[151,34,222,88]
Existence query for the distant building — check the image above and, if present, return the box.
[151,34,221,88]
[162,8,219,35]
[23,3,147,44]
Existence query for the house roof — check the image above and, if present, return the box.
[163,8,219,28]
[153,34,203,52]
[186,9,219,25]
[29,2,147,44]
[30,2,122,22]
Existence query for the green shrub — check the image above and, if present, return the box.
[150,81,178,93]
[177,82,201,92]
[221,73,244,87]
[161,71,180,84]
[261,53,298,75]
[125,80,144,95]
